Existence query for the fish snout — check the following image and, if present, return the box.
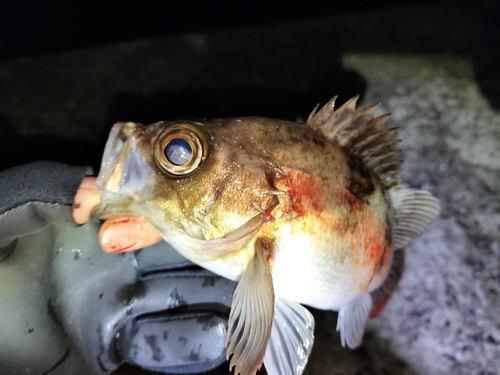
[96,122,155,197]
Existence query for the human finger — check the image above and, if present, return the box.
[73,177,101,224]
[99,216,162,253]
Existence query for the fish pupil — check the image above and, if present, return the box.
[165,138,193,165]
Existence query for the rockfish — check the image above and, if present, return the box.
[95,96,440,375]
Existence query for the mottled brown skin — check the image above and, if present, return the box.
[139,117,385,242]
[98,116,391,301]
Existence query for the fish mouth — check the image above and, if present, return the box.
[96,122,155,199]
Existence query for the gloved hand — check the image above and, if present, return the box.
[0,161,236,375]
[73,177,163,254]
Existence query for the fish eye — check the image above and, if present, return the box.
[165,138,193,165]
[155,123,208,176]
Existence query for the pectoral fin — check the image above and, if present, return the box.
[336,294,373,349]
[263,297,315,375]
[226,239,275,375]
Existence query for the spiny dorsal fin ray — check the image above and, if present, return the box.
[340,114,390,148]
[365,150,402,169]
[306,96,401,189]
[372,160,403,179]
[307,96,338,130]
[359,139,402,159]
[351,128,398,154]
[306,103,320,125]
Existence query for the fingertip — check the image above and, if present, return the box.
[73,186,101,224]
[99,216,161,253]
[99,217,139,253]
[72,189,91,224]
[80,176,97,189]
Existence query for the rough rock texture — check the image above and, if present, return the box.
[1,1,499,374]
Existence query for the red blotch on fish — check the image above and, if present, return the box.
[263,210,275,224]
[259,237,275,266]
[367,237,383,264]
[281,171,324,217]
[369,299,388,319]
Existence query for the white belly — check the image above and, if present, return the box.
[272,239,351,310]
[271,224,387,310]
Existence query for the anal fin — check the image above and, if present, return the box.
[263,297,315,375]
[336,294,373,349]
[226,239,275,375]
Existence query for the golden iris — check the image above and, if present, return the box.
[154,122,208,176]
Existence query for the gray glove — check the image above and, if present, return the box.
[0,162,236,375]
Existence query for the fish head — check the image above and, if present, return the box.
[96,120,279,242]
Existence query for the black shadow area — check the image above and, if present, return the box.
[96,70,367,165]
[0,114,99,172]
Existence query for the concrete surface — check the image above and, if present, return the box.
[1,2,499,374]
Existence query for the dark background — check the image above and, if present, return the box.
[0,0,467,61]
[1,0,499,173]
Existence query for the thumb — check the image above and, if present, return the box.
[73,177,101,224]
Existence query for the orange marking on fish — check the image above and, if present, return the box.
[367,237,382,263]
[338,185,362,210]
[259,237,275,267]
[274,169,390,293]
[281,171,325,217]
[369,300,387,319]
[263,210,275,224]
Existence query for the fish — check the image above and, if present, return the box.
[95,95,440,375]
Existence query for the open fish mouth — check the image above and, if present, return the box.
[96,122,155,199]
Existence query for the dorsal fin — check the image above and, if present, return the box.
[307,96,401,189]
[389,188,440,250]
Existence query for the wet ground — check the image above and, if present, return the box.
[1,1,499,374]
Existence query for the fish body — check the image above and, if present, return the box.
[96,96,440,375]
